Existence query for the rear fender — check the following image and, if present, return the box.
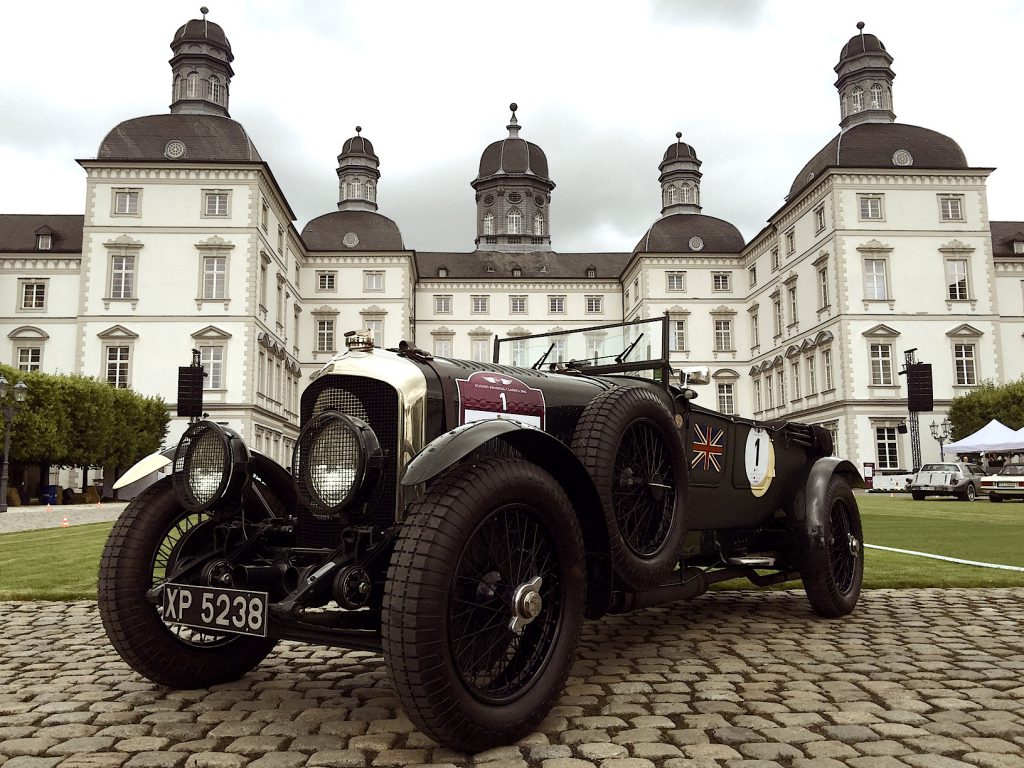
[402,418,612,618]
[797,457,864,548]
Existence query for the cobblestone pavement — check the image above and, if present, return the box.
[0,504,127,534]
[2,589,1023,768]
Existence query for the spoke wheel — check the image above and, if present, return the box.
[613,420,675,557]
[800,475,864,618]
[383,458,585,752]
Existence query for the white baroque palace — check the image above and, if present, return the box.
[2,14,1023,483]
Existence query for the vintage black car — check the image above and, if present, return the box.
[99,316,864,752]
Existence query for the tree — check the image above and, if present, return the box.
[948,378,1024,440]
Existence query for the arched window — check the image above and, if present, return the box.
[186,72,199,98]
[173,75,182,101]
[209,76,221,103]
[533,214,544,235]
[366,181,375,202]
[870,84,883,110]
[681,183,691,203]
[851,86,864,112]
[507,208,521,235]
[666,185,677,205]
[483,212,494,235]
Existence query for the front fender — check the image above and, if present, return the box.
[799,457,864,547]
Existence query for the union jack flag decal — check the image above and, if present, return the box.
[691,423,725,472]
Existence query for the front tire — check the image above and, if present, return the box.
[961,484,977,502]
[98,478,277,688]
[382,458,585,753]
[800,476,864,618]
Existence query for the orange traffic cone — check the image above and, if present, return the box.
[46,502,52,514]
[96,499,101,508]
[61,512,69,528]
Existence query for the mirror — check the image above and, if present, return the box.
[678,366,710,386]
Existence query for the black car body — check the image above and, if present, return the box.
[99,316,865,751]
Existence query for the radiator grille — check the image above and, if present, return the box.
[297,375,399,547]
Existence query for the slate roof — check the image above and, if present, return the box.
[662,139,699,163]
[340,134,377,161]
[788,123,968,200]
[0,214,84,253]
[302,210,404,251]
[990,221,1024,257]
[634,213,745,255]
[173,18,232,52]
[96,114,262,162]
[415,251,629,280]
[838,31,887,61]
[477,138,550,180]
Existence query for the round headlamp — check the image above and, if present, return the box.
[173,421,250,512]
[293,411,381,516]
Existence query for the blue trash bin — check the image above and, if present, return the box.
[43,485,58,505]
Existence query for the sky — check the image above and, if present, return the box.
[1,0,1022,253]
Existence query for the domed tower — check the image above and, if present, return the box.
[472,104,555,253]
[835,22,895,130]
[659,132,702,215]
[169,7,234,117]
[336,127,380,212]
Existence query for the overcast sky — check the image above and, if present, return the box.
[2,0,1022,253]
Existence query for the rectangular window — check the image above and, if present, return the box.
[754,378,762,411]
[864,258,888,300]
[717,383,735,415]
[552,337,566,363]
[471,338,490,363]
[510,295,527,314]
[814,206,826,233]
[277,226,284,253]
[259,263,268,308]
[510,338,528,367]
[549,295,566,313]
[748,265,757,287]
[870,343,894,385]
[806,356,817,395]
[785,230,795,254]
[822,348,834,390]
[111,255,135,299]
[364,318,383,346]
[204,191,229,216]
[585,336,602,363]
[787,286,798,325]
[261,199,269,231]
[750,311,760,348]
[624,288,630,305]
[859,195,883,220]
[434,337,452,357]
[666,271,686,291]
[776,369,786,406]
[316,319,335,352]
[200,346,224,389]
[18,347,41,371]
[939,195,964,222]
[363,270,384,292]
[791,360,801,400]
[818,266,830,308]
[435,294,453,313]
[106,346,129,388]
[471,295,489,314]
[203,256,226,299]
[712,272,731,291]
[766,375,774,409]
[772,298,783,336]
[585,295,603,314]
[713,319,732,352]
[670,319,686,352]
[36,234,52,251]
[771,247,780,270]
[954,343,977,385]
[633,278,639,303]
[21,281,46,310]
[316,271,336,292]
[113,189,140,216]
[946,259,969,300]
[876,427,899,470]
[1015,241,1024,255]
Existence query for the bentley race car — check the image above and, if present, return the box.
[98,316,864,752]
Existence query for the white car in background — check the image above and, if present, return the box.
[980,465,1024,502]
[910,462,986,501]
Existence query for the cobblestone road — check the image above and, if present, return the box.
[2,589,1023,768]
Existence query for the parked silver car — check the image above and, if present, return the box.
[910,462,986,501]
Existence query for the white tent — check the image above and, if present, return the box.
[945,419,1024,453]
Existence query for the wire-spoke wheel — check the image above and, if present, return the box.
[383,458,585,752]
[800,475,864,618]
[571,387,686,589]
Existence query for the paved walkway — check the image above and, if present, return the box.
[2,588,1023,768]
[0,503,127,534]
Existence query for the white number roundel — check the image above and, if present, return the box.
[745,427,775,497]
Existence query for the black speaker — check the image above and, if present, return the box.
[177,366,205,417]
[906,363,933,412]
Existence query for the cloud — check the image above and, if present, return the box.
[652,0,768,27]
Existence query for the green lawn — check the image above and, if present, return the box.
[1,495,1022,601]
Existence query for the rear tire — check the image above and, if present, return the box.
[961,484,977,502]
[989,494,1003,503]
[382,458,585,753]
[570,387,686,590]
[800,476,863,618]
[98,478,277,688]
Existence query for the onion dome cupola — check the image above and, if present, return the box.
[472,104,555,253]
[169,7,234,117]
[336,127,380,212]
[835,22,895,130]
[659,132,702,215]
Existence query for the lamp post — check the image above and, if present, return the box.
[0,375,29,514]
[930,417,954,462]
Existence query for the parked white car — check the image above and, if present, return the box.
[910,462,986,501]
[980,465,1024,502]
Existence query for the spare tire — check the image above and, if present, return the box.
[570,386,687,590]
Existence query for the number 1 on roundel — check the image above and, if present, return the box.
[744,427,775,497]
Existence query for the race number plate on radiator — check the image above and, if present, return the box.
[162,583,269,638]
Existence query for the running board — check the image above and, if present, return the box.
[726,553,778,567]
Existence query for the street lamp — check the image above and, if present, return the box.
[929,417,954,462]
[0,374,29,514]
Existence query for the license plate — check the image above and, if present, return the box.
[998,482,1017,488]
[919,486,936,491]
[162,583,269,638]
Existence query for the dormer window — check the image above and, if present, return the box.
[438,266,448,278]
[36,234,52,251]
[512,265,522,278]
[586,266,596,278]
[1014,241,1024,255]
